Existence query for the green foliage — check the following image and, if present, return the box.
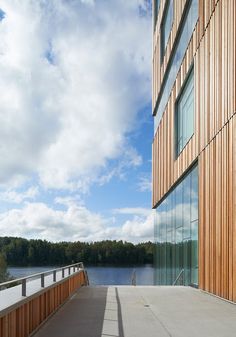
[0,237,154,266]
[0,253,12,283]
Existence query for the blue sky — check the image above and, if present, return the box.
[0,0,153,242]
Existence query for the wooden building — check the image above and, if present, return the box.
[152,0,236,302]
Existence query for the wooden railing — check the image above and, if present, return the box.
[0,262,88,337]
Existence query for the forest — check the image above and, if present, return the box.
[0,237,154,267]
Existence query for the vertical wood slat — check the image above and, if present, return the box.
[153,0,235,206]
[0,271,87,337]
[198,116,236,300]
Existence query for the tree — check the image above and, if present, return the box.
[0,253,11,283]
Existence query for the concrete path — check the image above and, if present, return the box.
[33,286,236,337]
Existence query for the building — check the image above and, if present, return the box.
[152,0,236,302]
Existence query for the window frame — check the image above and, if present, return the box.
[175,64,195,158]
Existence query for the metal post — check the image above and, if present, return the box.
[22,279,26,297]
[53,270,56,282]
[73,266,76,273]
[62,268,65,278]
[68,267,71,275]
[41,274,45,288]
[131,270,136,286]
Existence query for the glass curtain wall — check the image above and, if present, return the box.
[154,164,198,286]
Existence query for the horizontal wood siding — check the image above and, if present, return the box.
[152,0,236,301]
[0,271,86,337]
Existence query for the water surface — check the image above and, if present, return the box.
[8,265,154,285]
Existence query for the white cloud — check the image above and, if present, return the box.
[113,207,151,217]
[137,176,152,192]
[54,195,84,208]
[0,186,39,204]
[0,0,151,190]
[0,202,153,243]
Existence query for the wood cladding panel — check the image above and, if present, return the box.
[199,116,236,302]
[0,271,87,337]
[152,0,236,302]
[152,0,219,107]
[152,0,188,106]
[153,0,236,207]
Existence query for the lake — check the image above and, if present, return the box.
[8,265,154,285]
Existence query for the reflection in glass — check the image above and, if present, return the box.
[153,0,160,30]
[176,69,194,155]
[161,0,173,62]
[154,164,198,286]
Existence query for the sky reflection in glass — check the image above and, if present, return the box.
[154,164,198,286]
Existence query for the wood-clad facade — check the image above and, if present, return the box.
[152,0,236,302]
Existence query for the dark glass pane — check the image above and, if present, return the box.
[154,0,160,29]
[191,220,198,284]
[154,164,198,286]
[166,231,172,285]
[175,182,183,228]
[183,239,191,285]
[191,165,198,222]
[183,172,191,239]
[161,0,173,60]
[176,69,194,155]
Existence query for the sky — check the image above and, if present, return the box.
[0,0,154,243]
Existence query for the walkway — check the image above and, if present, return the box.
[33,286,236,337]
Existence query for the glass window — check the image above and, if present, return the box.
[153,0,160,30]
[161,0,173,61]
[154,0,199,133]
[183,172,191,239]
[176,68,194,155]
[154,164,198,286]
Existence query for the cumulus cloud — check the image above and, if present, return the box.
[0,186,39,204]
[137,176,152,192]
[0,0,151,190]
[113,207,151,217]
[0,202,153,243]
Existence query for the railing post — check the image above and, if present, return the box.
[41,274,45,288]
[73,266,76,273]
[131,270,136,286]
[62,268,65,278]
[53,270,56,282]
[22,279,26,297]
[68,267,71,275]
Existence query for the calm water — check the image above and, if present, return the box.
[8,265,154,285]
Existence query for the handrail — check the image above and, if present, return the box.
[173,268,184,286]
[0,262,85,297]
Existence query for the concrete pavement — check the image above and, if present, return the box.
[33,286,236,337]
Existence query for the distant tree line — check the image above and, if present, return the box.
[0,253,12,282]
[0,237,154,267]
